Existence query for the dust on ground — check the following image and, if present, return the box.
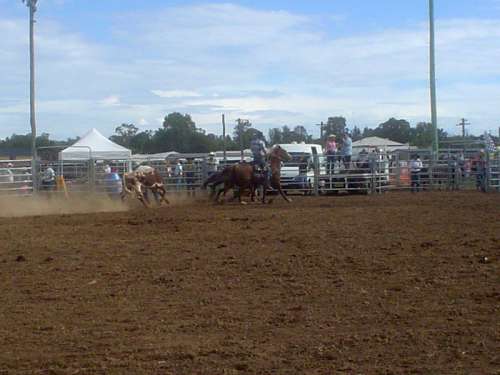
[0,194,128,217]
[0,191,499,374]
[0,191,200,218]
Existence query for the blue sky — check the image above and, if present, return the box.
[1,0,500,140]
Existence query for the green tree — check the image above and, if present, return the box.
[129,130,153,154]
[156,113,208,152]
[110,124,139,148]
[373,118,411,143]
[233,119,264,149]
[268,127,283,145]
[268,125,311,145]
[410,122,447,148]
[323,116,347,142]
[163,112,196,131]
[362,127,374,138]
[351,126,362,141]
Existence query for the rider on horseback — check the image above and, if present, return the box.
[250,133,267,172]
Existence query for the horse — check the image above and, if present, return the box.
[202,168,228,198]
[214,145,292,204]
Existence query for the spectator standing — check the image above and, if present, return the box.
[342,133,352,169]
[42,164,56,191]
[409,154,423,193]
[174,160,184,191]
[206,152,219,176]
[447,155,459,190]
[6,163,14,184]
[473,150,487,192]
[325,134,337,174]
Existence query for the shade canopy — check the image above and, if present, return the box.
[60,128,131,160]
[352,136,409,151]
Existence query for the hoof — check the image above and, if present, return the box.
[240,201,248,205]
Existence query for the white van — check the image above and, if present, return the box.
[276,142,325,194]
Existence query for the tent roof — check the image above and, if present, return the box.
[60,128,131,160]
[132,151,180,160]
[353,136,407,148]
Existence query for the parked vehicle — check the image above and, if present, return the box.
[277,142,325,195]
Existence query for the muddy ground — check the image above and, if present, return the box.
[0,192,499,375]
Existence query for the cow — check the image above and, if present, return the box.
[121,165,170,207]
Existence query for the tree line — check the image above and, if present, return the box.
[1,112,496,156]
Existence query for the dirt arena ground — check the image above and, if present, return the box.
[0,191,499,375]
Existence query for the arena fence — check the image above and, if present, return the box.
[1,148,498,198]
[0,159,33,196]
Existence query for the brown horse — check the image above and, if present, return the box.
[215,145,292,204]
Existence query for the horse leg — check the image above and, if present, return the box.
[216,182,232,204]
[239,187,247,205]
[273,180,291,203]
[261,183,268,204]
[279,185,292,203]
[214,186,224,204]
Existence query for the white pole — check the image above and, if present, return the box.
[429,0,439,154]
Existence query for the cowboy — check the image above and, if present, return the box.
[250,134,267,171]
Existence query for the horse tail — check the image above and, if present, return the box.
[202,172,220,189]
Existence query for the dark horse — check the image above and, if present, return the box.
[213,145,292,204]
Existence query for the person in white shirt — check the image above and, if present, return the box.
[174,160,184,190]
[409,155,423,193]
[6,163,14,183]
[42,165,56,190]
[206,153,219,176]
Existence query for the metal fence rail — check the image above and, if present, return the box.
[1,148,498,198]
[0,160,33,196]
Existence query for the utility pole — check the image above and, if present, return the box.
[316,121,324,140]
[222,114,227,164]
[456,118,470,138]
[23,0,38,189]
[429,0,439,154]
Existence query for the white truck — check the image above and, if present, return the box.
[277,142,325,195]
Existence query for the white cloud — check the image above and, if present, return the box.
[151,90,202,98]
[1,4,500,139]
[100,95,120,107]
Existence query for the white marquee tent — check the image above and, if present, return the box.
[60,128,132,160]
[352,136,410,153]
